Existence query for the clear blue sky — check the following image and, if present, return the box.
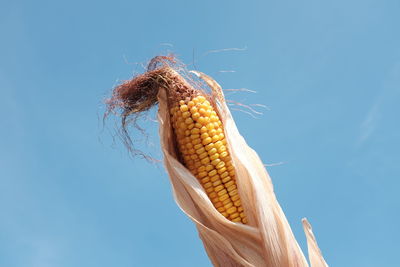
[1,0,399,266]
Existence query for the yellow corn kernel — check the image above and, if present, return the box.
[227,184,237,192]
[229,212,240,219]
[200,157,210,165]
[214,185,224,192]
[208,169,217,176]
[226,206,237,214]
[206,123,214,130]
[185,118,193,124]
[221,175,231,183]
[205,165,213,172]
[209,192,217,199]
[182,111,191,118]
[190,106,197,113]
[217,167,226,174]
[194,144,203,150]
[217,207,225,212]
[191,128,200,134]
[210,153,219,161]
[192,112,201,120]
[198,171,207,178]
[201,177,210,184]
[201,132,209,139]
[212,135,221,142]
[224,202,233,209]
[209,129,218,136]
[203,182,213,189]
[205,143,214,151]
[202,137,212,145]
[199,152,208,159]
[234,200,241,207]
[232,217,242,222]
[211,159,221,166]
[212,180,222,187]
[217,189,228,197]
[196,147,205,154]
[210,174,220,182]
[208,148,218,155]
[219,194,229,202]
[206,187,214,193]
[216,161,225,169]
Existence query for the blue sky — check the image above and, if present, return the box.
[1,0,399,266]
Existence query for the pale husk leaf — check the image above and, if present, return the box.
[157,72,327,267]
[302,219,329,267]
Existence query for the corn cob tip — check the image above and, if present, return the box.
[105,55,247,223]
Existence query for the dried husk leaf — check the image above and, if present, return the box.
[157,71,328,267]
[302,219,329,267]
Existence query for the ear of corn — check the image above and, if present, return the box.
[170,95,247,223]
[107,56,328,267]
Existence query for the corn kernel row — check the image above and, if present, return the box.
[170,95,247,223]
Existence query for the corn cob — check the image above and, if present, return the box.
[169,95,247,224]
[106,56,329,267]
[105,56,247,223]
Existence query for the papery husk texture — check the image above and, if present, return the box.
[157,71,328,267]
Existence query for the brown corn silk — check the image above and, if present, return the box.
[108,56,328,267]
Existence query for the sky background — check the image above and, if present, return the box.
[1,0,399,266]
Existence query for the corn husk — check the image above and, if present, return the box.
[157,71,328,267]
